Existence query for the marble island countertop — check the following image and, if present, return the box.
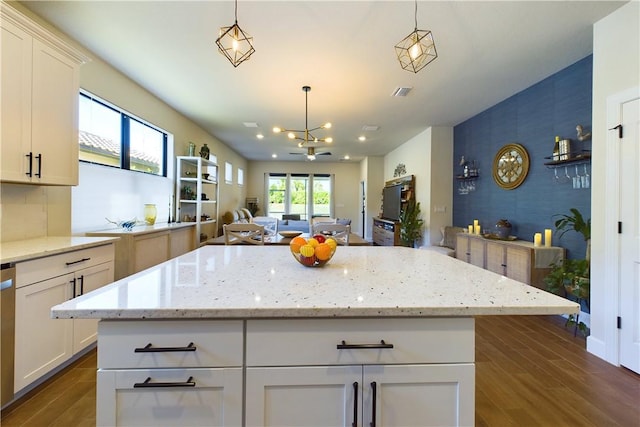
[0,236,119,264]
[51,245,578,319]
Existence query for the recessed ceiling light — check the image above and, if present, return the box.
[358,136,366,142]
[362,125,379,131]
[256,133,264,139]
[243,122,259,128]
[344,155,350,160]
[271,153,277,158]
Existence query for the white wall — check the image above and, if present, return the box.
[246,161,362,234]
[588,1,640,364]
[383,127,453,246]
[360,156,384,240]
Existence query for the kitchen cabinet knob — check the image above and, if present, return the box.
[352,382,358,427]
[337,340,393,350]
[370,381,377,427]
[25,152,33,177]
[35,153,42,178]
[65,257,91,266]
[134,342,197,353]
[133,376,195,388]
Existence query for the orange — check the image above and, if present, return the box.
[315,243,332,261]
[290,236,307,253]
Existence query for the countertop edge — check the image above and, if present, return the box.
[1,237,119,264]
[85,222,196,237]
[52,304,580,320]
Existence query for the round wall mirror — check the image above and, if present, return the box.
[492,143,530,190]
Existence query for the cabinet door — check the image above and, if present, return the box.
[97,368,242,427]
[505,246,532,284]
[170,226,195,259]
[468,237,485,268]
[72,261,114,353]
[14,274,73,392]
[246,366,362,427]
[134,233,169,273]
[1,20,32,183]
[364,364,475,427]
[455,235,468,262]
[30,38,79,185]
[485,242,506,275]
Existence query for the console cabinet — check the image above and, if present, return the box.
[372,217,399,246]
[14,243,114,392]
[456,233,564,289]
[1,3,88,185]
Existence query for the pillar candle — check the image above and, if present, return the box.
[534,233,542,247]
[468,225,473,234]
[473,219,479,227]
[474,225,482,235]
[544,229,552,247]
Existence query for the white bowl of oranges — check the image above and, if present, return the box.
[289,234,337,267]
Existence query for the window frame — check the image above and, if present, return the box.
[78,90,168,177]
[265,173,334,220]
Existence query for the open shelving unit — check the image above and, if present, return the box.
[176,156,219,243]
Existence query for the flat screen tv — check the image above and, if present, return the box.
[382,184,402,221]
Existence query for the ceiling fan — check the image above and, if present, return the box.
[289,146,331,161]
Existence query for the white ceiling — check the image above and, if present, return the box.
[21,0,626,162]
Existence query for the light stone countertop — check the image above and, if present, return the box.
[51,245,578,319]
[85,221,196,236]
[0,236,119,265]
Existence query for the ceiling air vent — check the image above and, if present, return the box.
[391,87,412,97]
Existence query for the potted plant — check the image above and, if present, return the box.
[544,258,590,336]
[399,200,424,247]
[553,208,591,260]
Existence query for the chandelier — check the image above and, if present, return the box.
[215,0,255,67]
[273,86,333,148]
[395,0,437,73]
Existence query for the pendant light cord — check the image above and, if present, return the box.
[414,0,418,30]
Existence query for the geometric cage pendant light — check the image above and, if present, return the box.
[215,0,255,67]
[395,0,437,73]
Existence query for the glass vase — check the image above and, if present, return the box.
[144,204,157,225]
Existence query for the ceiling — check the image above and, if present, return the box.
[21,1,626,162]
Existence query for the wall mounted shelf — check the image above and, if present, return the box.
[543,151,591,167]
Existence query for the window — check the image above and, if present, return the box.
[237,168,244,186]
[266,173,333,220]
[78,91,167,176]
[225,162,233,184]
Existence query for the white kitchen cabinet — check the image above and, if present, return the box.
[245,364,474,427]
[176,156,219,243]
[14,244,114,392]
[96,320,244,427]
[0,3,88,185]
[245,318,475,427]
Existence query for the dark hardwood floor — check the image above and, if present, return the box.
[2,315,638,426]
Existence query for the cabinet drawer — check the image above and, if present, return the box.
[98,320,243,369]
[246,318,474,366]
[16,243,114,288]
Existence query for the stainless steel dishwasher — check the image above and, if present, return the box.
[1,263,15,407]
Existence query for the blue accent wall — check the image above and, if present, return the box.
[453,55,592,259]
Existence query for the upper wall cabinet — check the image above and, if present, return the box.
[1,3,89,185]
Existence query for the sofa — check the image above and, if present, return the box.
[223,210,351,234]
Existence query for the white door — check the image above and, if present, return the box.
[619,96,640,373]
[245,365,361,427]
[14,274,74,392]
[363,364,475,427]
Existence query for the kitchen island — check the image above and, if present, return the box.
[52,245,578,427]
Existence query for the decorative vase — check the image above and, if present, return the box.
[495,219,512,239]
[199,143,210,160]
[144,204,157,225]
[188,142,196,156]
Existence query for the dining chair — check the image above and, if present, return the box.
[250,216,279,238]
[309,217,336,234]
[223,223,265,245]
[312,223,351,246]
